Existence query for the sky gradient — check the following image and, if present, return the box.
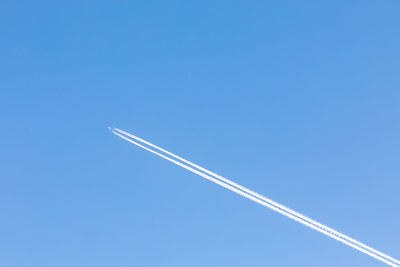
[1,1,400,266]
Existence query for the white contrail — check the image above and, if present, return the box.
[110,127,399,267]
[112,128,399,265]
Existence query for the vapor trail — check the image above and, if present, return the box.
[113,128,399,265]
[110,127,399,267]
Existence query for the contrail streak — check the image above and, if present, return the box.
[110,127,399,267]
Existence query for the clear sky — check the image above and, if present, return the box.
[1,1,399,266]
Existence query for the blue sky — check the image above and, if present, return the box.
[1,1,399,266]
